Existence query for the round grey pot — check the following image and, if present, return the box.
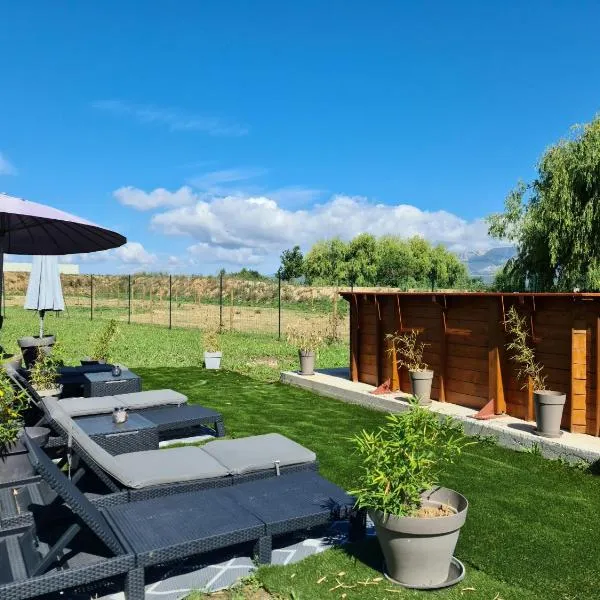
[370,487,468,588]
[17,335,56,369]
[409,370,434,405]
[534,390,566,438]
[298,350,315,375]
[204,351,222,370]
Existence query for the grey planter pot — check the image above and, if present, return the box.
[534,390,566,438]
[34,386,63,398]
[204,351,222,370]
[370,487,468,588]
[298,350,315,375]
[409,370,434,405]
[17,335,56,369]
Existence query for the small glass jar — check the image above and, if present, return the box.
[112,407,128,424]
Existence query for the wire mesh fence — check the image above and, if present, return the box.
[3,272,350,341]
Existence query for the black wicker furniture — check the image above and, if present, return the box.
[140,404,225,438]
[0,434,364,600]
[75,413,160,454]
[82,369,142,397]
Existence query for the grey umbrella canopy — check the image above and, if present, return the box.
[0,192,126,329]
[24,256,66,338]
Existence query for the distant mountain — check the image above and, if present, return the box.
[459,246,516,281]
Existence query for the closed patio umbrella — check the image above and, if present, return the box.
[0,192,126,330]
[24,255,65,338]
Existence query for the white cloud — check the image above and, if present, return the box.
[92,100,248,136]
[114,242,157,265]
[143,190,496,271]
[188,242,264,265]
[0,153,16,176]
[114,186,197,211]
[64,241,157,266]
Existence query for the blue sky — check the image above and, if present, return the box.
[1,1,600,274]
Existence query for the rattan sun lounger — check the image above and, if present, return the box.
[1,397,317,529]
[0,434,363,600]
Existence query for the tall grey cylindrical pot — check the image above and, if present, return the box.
[298,350,315,375]
[370,487,468,588]
[409,370,434,405]
[534,390,566,438]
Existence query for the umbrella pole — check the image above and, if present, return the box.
[0,240,4,332]
[39,310,45,338]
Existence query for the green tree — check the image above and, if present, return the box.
[279,245,304,281]
[488,116,600,291]
[303,238,349,285]
[346,233,378,286]
[376,236,416,288]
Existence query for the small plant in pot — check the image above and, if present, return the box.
[504,305,565,438]
[350,400,472,589]
[203,329,222,369]
[0,370,28,451]
[85,319,120,365]
[387,329,433,404]
[286,324,323,376]
[30,346,63,398]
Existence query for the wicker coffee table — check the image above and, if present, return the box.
[140,405,225,438]
[82,369,142,397]
[75,413,159,455]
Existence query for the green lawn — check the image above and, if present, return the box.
[140,367,600,600]
[4,308,600,599]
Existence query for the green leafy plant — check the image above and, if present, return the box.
[386,329,429,371]
[91,319,120,362]
[286,323,324,352]
[350,400,471,517]
[504,305,546,390]
[30,346,62,392]
[203,329,222,353]
[0,370,28,448]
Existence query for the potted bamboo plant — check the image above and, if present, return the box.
[84,319,120,365]
[351,400,471,589]
[30,346,63,398]
[387,330,433,405]
[203,329,222,369]
[286,324,323,376]
[504,306,566,438]
[0,369,50,480]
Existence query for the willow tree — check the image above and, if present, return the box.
[488,116,600,291]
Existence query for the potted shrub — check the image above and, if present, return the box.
[85,319,120,365]
[387,330,433,405]
[504,306,565,438]
[286,324,323,376]
[350,400,471,589]
[203,329,222,369]
[30,346,63,398]
[0,369,47,480]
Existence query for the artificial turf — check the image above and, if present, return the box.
[140,367,600,600]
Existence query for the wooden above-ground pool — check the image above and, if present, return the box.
[339,291,600,436]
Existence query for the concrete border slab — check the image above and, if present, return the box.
[281,368,600,465]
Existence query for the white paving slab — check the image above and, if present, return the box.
[281,368,600,465]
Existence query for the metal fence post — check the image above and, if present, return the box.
[90,275,94,320]
[219,271,224,331]
[169,275,172,329]
[278,270,282,340]
[128,275,132,324]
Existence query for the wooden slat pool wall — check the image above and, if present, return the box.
[341,292,600,435]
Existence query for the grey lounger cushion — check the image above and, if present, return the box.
[59,389,187,417]
[42,397,228,489]
[115,447,229,488]
[202,433,316,475]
